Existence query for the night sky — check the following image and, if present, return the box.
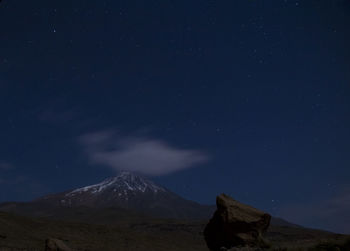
[1,1,350,233]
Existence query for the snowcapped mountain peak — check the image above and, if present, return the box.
[66,171,165,197]
[32,171,214,219]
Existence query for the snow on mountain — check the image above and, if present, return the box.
[32,171,215,219]
[66,171,165,197]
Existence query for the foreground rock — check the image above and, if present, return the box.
[45,238,73,251]
[204,194,271,251]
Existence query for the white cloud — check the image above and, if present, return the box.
[79,130,209,176]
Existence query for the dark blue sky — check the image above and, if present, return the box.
[0,0,349,233]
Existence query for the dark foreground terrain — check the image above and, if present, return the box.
[0,210,206,251]
[0,209,349,251]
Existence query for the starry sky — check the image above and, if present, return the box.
[0,0,350,233]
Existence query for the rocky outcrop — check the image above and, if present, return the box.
[204,194,271,251]
[45,238,73,251]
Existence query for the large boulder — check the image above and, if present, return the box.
[45,238,73,251]
[204,194,271,251]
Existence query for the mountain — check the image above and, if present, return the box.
[0,171,215,219]
[270,216,303,228]
[0,171,300,228]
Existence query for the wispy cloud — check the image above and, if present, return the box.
[0,162,14,171]
[278,185,350,234]
[79,130,209,176]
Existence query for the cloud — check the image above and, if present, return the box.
[0,162,14,171]
[278,185,350,234]
[79,130,209,176]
